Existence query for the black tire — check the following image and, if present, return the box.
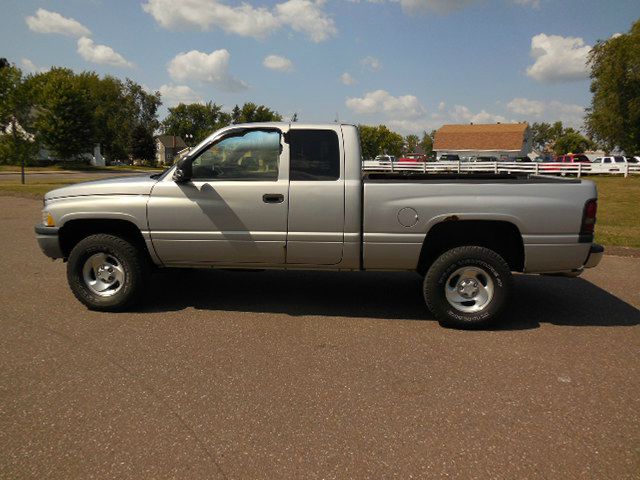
[67,234,149,312]
[424,246,512,329]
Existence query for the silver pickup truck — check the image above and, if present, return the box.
[35,123,603,328]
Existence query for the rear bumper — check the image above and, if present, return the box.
[584,243,604,269]
[35,225,63,259]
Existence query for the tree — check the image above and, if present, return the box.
[358,125,404,158]
[231,105,241,124]
[419,130,435,155]
[553,129,595,155]
[124,79,161,132]
[586,20,640,154]
[234,102,282,123]
[530,121,564,153]
[161,102,228,143]
[27,68,95,160]
[405,134,419,153]
[76,73,131,160]
[0,62,38,166]
[129,124,156,164]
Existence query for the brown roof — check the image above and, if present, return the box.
[434,123,528,152]
[156,135,187,149]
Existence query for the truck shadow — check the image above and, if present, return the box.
[141,269,639,330]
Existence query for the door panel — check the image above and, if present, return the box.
[286,181,344,264]
[147,127,289,265]
[148,180,288,264]
[286,127,345,265]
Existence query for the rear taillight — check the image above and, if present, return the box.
[581,199,598,235]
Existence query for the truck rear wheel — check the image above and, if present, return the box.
[67,234,148,312]
[424,246,512,329]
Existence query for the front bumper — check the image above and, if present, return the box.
[35,225,63,259]
[584,243,604,269]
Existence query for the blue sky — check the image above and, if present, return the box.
[2,0,638,134]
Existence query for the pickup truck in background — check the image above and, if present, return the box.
[35,123,604,328]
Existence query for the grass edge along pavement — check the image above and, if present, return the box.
[1,174,638,250]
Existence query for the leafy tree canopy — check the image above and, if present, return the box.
[161,102,229,144]
[586,20,640,154]
[359,124,404,158]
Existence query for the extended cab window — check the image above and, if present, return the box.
[289,129,340,181]
[191,130,280,181]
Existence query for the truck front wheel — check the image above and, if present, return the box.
[424,246,512,329]
[67,234,148,312]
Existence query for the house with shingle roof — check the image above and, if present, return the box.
[433,123,531,160]
[155,135,188,166]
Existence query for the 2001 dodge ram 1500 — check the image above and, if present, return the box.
[35,123,604,328]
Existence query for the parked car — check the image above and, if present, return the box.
[514,156,532,163]
[475,156,498,162]
[438,154,460,161]
[591,156,636,172]
[374,154,396,163]
[555,154,591,163]
[399,153,427,163]
[35,122,603,329]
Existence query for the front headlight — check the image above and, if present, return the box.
[42,211,55,227]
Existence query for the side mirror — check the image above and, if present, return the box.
[173,157,192,183]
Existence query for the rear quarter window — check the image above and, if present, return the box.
[289,129,340,181]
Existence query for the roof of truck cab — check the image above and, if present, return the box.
[434,123,529,152]
[228,122,356,129]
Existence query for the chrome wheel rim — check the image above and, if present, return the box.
[445,266,494,313]
[82,253,125,297]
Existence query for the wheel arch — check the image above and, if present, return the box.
[58,218,153,263]
[417,219,525,275]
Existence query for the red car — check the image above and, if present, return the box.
[398,153,427,163]
[555,154,591,163]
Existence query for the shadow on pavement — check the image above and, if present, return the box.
[141,269,640,330]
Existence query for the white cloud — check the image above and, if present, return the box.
[20,58,47,74]
[386,119,432,135]
[142,0,336,42]
[438,101,446,111]
[361,56,381,71]
[26,8,91,37]
[168,49,248,92]
[263,54,294,72]
[346,90,425,118]
[506,97,545,116]
[340,72,357,85]
[77,37,134,68]
[158,84,202,106]
[276,0,337,42]
[507,97,585,128]
[526,33,591,83]
[449,104,507,124]
[398,0,478,15]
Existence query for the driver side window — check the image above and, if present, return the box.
[191,130,280,181]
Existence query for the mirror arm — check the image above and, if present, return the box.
[172,157,193,183]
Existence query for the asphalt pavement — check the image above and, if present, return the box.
[1,196,638,479]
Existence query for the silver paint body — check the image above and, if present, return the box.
[40,123,598,274]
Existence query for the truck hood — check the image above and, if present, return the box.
[44,175,159,200]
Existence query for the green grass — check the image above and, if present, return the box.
[0,179,89,197]
[2,174,638,248]
[585,176,640,248]
[0,164,162,173]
